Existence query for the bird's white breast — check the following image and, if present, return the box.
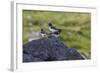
[49,27,57,32]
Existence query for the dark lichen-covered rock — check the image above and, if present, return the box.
[23,36,84,62]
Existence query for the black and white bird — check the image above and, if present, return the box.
[48,22,61,37]
[40,29,47,37]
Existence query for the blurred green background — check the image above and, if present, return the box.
[23,10,91,59]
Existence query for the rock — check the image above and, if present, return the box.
[23,35,84,62]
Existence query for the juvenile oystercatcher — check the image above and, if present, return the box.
[40,29,47,37]
[48,22,61,37]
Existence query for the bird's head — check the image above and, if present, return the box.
[41,28,44,31]
[48,22,52,26]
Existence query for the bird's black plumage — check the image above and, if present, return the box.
[48,22,60,30]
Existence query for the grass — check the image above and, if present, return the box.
[23,10,91,59]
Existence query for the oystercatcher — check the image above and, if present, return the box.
[48,22,61,37]
[40,29,47,37]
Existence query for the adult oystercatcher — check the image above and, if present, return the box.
[48,22,61,37]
